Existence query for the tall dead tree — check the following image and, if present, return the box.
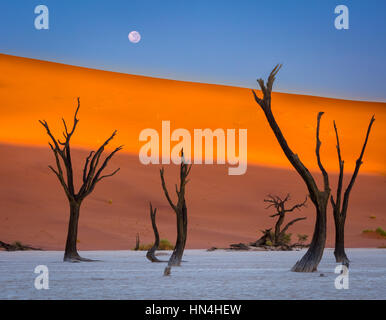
[160,150,191,274]
[252,65,330,272]
[264,194,307,245]
[40,98,122,262]
[331,117,375,266]
[146,202,163,262]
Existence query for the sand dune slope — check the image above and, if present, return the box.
[0,53,385,174]
[0,144,384,250]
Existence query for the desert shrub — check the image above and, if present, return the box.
[281,233,292,245]
[362,229,373,234]
[134,238,174,251]
[159,239,174,250]
[297,234,308,243]
[137,243,152,250]
[369,215,376,219]
[12,241,23,249]
[266,240,273,246]
[375,227,386,237]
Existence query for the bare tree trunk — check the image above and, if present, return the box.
[291,200,327,272]
[134,233,140,251]
[334,213,348,265]
[146,203,165,263]
[264,195,307,246]
[252,66,330,272]
[40,98,122,262]
[168,203,187,266]
[250,228,272,246]
[160,151,191,275]
[274,214,284,245]
[330,117,374,267]
[64,201,81,261]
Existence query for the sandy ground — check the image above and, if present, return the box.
[0,249,385,300]
[0,143,385,250]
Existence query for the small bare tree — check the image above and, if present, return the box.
[134,233,140,251]
[264,194,307,245]
[160,150,191,275]
[39,98,122,262]
[252,65,330,272]
[330,116,375,266]
[146,202,163,262]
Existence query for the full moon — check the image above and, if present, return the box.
[128,31,141,43]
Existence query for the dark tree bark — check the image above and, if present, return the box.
[330,116,375,266]
[0,241,41,251]
[134,233,140,251]
[39,98,122,262]
[146,202,165,262]
[252,65,330,272]
[250,228,272,246]
[160,150,191,275]
[264,194,307,245]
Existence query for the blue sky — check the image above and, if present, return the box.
[1,0,385,101]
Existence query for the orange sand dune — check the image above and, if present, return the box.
[0,54,385,250]
[0,143,385,250]
[0,54,385,174]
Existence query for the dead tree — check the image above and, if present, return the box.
[264,194,307,245]
[250,228,273,247]
[39,98,122,262]
[160,150,191,273]
[134,233,140,251]
[146,202,164,262]
[252,65,330,272]
[330,117,375,266]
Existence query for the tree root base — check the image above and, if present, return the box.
[63,254,99,263]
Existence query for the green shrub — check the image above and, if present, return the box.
[281,233,292,245]
[265,240,273,246]
[159,239,174,250]
[137,243,152,251]
[362,229,373,234]
[297,234,308,243]
[134,238,174,251]
[375,227,386,237]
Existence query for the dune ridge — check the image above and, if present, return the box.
[0,53,385,174]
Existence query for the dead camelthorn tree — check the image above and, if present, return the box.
[134,233,140,251]
[264,194,307,245]
[39,98,122,262]
[146,202,164,262]
[330,116,375,266]
[160,150,191,275]
[252,65,330,272]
